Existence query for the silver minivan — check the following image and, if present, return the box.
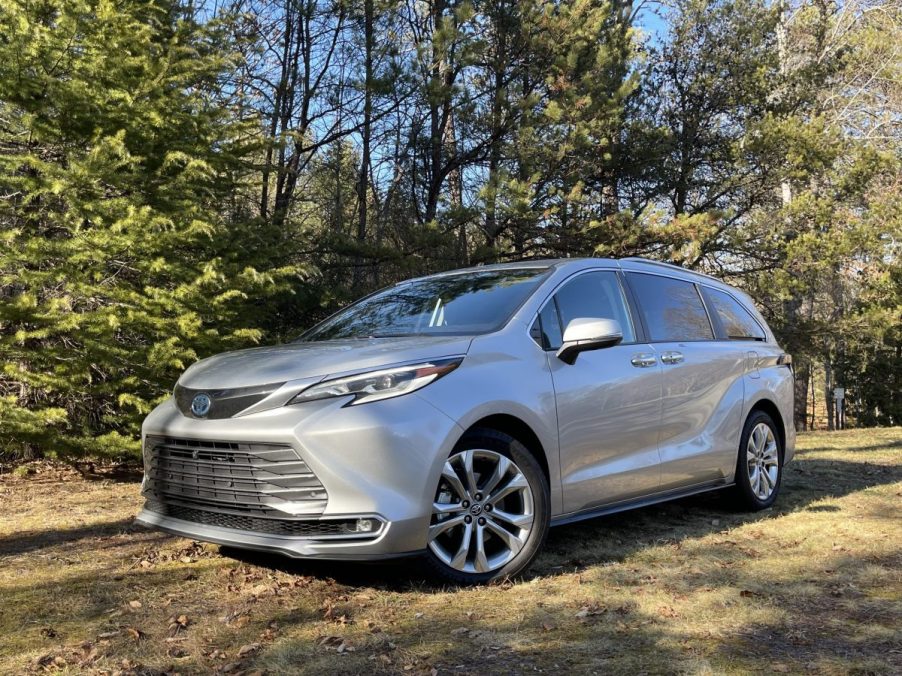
[137,258,795,583]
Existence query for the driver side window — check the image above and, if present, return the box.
[532,271,636,350]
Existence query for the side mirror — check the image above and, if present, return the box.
[556,318,623,365]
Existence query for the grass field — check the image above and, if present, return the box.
[1,428,900,675]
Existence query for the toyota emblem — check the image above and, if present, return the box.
[190,393,212,417]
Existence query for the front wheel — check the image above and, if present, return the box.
[424,429,550,584]
[730,411,783,510]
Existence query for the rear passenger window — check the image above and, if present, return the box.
[533,271,635,350]
[703,288,766,341]
[627,273,713,342]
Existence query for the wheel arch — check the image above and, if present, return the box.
[460,414,550,483]
[747,398,786,454]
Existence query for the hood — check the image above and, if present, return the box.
[178,335,474,390]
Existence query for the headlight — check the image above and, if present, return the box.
[288,357,463,406]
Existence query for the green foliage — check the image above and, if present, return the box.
[0,0,299,458]
[0,0,899,460]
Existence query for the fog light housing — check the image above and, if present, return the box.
[341,518,376,534]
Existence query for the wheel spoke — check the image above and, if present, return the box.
[749,466,760,495]
[449,521,473,569]
[485,518,525,555]
[462,450,479,496]
[480,455,511,498]
[440,461,467,500]
[762,466,776,493]
[762,440,778,464]
[432,501,464,516]
[490,507,533,530]
[429,514,465,540]
[474,524,490,573]
[488,471,528,504]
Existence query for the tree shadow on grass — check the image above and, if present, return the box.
[0,517,143,557]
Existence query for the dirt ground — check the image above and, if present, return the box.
[0,428,900,675]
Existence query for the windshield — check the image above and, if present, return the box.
[300,267,550,341]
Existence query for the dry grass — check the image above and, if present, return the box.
[1,428,900,675]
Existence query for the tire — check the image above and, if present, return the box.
[730,410,783,511]
[423,428,550,585]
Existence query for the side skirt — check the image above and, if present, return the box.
[550,480,733,528]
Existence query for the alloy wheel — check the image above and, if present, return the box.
[746,422,779,501]
[428,449,535,574]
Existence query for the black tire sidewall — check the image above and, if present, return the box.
[734,411,783,511]
[423,428,550,585]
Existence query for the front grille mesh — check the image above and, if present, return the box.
[150,503,356,537]
[143,436,328,519]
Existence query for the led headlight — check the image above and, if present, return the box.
[288,357,463,406]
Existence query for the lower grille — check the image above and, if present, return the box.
[143,436,328,517]
[148,502,367,537]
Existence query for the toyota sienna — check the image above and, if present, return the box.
[137,257,795,583]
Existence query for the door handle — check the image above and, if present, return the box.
[661,351,684,365]
[630,353,657,368]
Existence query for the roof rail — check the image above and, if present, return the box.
[620,257,720,283]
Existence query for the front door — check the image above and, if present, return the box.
[534,270,663,513]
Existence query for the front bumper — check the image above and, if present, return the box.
[135,508,425,560]
[137,393,463,559]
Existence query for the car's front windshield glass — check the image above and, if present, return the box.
[299,267,550,341]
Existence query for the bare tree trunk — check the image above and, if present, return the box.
[424,0,450,225]
[824,356,835,431]
[353,0,374,290]
[794,358,810,431]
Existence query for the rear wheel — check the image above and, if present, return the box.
[424,428,550,584]
[731,411,783,510]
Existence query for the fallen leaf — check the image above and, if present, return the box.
[238,643,261,657]
[125,626,144,641]
[128,600,142,609]
[318,635,344,648]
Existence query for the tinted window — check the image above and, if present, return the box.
[301,268,549,341]
[537,271,635,350]
[703,288,766,341]
[628,273,713,342]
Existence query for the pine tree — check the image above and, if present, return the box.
[0,0,297,459]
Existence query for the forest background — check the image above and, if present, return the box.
[0,0,899,459]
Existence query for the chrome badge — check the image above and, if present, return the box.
[190,393,212,417]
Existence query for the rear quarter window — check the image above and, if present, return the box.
[702,287,766,341]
